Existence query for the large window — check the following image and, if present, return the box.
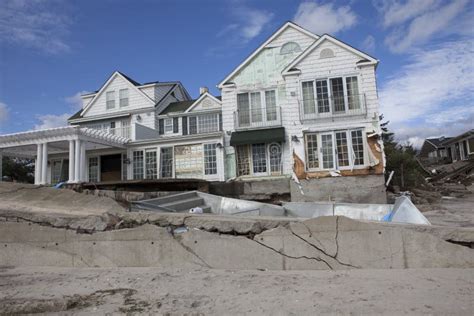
[132,150,144,180]
[145,149,157,179]
[305,129,365,170]
[204,144,217,175]
[235,143,282,176]
[197,114,220,133]
[119,89,129,107]
[236,90,277,127]
[301,76,361,115]
[160,147,173,178]
[106,91,115,109]
[88,157,99,182]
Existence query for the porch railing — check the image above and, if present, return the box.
[299,93,367,121]
[234,106,282,130]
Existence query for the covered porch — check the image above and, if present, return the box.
[0,126,129,185]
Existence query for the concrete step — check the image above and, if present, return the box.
[144,191,198,206]
[161,196,205,211]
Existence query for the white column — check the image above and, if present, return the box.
[35,144,43,185]
[41,143,48,185]
[80,141,87,181]
[68,140,75,183]
[74,140,81,182]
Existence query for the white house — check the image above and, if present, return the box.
[0,22,386,202]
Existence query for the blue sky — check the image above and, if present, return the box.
[0,0,472,147]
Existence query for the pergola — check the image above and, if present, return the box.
[0,126,130,184]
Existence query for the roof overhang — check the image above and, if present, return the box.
[0,126,130,150]
[230,127,286,146]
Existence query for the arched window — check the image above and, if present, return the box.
[280,42,302,55]
[320,48,335,59]
[268,143,282,174]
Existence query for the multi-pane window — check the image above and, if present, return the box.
[119,89,129,107]
[204,144,217,175]
[160,147,173,178]
[197,114,220,133]
[106,91,115,109]
[132,150,144,180]
[351,130,365,165]
[88,157,99,182]
[164,118,173,134]
[315,80,330,113]
[145,149,157,179]
[305,134,319,169]
[269,143,282,174]
[252,143,267,174]
[321,134,334,169]
[236,145,251,176]
[305,129,365,170]
[51,160,62,184]
[346,77,360,110]
[174,145,203,178]
[335,132,349,167]
[330,78,345,112]
[265,90,277,121]
[189,116,197,134]
[302,81,316,114]
[237,90,277,126]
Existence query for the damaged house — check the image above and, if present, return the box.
[0,22,385,203]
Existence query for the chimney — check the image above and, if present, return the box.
[199,86,209,95]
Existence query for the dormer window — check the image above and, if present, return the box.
[280,42,302,55]
[106,91,115,109]
[164,118,173,133]
[119,89,129,107]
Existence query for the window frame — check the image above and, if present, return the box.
[236,89,278,127]
[106,91,116,109]
[119,88,129,107]
[299,74,361,116]
[235,142,283,177]
[304,128,367,172]
[88,156,100,182]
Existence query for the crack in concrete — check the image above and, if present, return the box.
[170,233,212,269]
[252,238,333,270]
[335,216,340,259]
[288,219,359,269]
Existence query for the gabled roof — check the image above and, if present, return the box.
[217,21,320,89]
[426,137,452,148]
[80,71,155,116]
[282,34,379,75]
[441,129,474,145]
[158,92,221,115]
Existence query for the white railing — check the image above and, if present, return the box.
[299,93,367,121]
[107,126,131,139]
[234,106,282,129]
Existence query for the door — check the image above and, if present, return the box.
[330,78,345,113]
[100,154,122,182]
[320,133,335,169]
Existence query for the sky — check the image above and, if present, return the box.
[0,0,472,148]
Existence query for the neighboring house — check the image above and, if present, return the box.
[443,129,474,163]
[0,22,386,202]
[418,137,451,163]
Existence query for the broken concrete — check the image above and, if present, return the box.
[1,215,473,270]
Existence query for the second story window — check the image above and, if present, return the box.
[158,117,179,135]
[119,89,129,107]
[236,90,279,128]
[164,118,173,133]
[106,91,115,109]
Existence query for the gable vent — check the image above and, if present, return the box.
[320,48,335,59]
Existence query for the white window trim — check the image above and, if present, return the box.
[304,129,368,172]
[236,142,283,177]
[164,118,174,135]
[235,89,279,127]
[87,155,101,182]
[119,88,129,107]
[298,74,361,117]
[106,91,116,109]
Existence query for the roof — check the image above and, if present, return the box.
[117,71,141,86]
[230,127,286,146]
[426,137,452,148]
[159,100,195,115]
[441,129,474,145]
[69,108,83,121]
[217,21,319,88]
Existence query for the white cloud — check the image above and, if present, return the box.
[293,1,357,35]
[34,113,70,130]
[384,0,469,53]
[0,0,72,54]
[373,0,441,28]
[361,35,376,52]
[218,6,273,43]
[65,91,89,111]
[380,40,473,124]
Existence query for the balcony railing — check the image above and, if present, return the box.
[299,93,367,121]
[234,106,282,129]
[107,126,131,139]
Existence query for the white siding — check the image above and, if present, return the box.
[139,86,155,101]
[82,74,154,117]
[188,95,221,112]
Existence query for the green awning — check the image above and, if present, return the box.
[230,127,286,146]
